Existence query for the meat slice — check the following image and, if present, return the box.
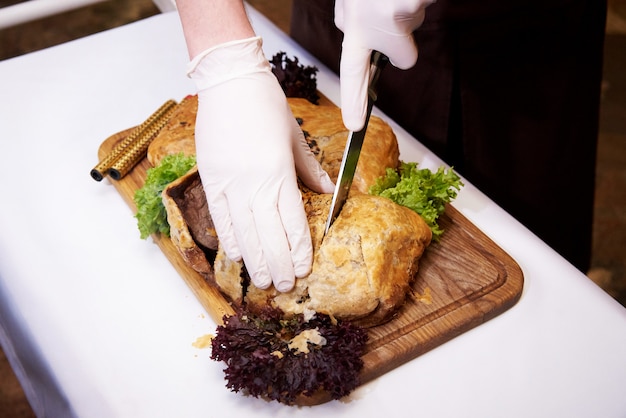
[162,167,217,275]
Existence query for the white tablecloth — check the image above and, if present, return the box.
[1,8,625,418]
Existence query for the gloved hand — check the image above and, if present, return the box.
[334,0,435,131]
[188,36,335,292]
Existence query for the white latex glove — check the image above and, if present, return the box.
[335,0,435,131]
[188,36,335,292]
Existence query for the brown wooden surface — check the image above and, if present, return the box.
[98,116,524,404]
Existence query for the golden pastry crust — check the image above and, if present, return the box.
[216,192,432,327]
[147,95,198,167]
[289,97,400,193]
[147,95,399,195]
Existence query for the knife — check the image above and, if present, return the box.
[324,51,388,235]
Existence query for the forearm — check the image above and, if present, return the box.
[177,0,256,59]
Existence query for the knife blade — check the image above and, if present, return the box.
[324,51,387,235]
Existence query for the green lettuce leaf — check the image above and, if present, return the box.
[133,153,196,239]
[369,162,463,240]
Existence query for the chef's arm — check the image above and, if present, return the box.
[177,0,255,59]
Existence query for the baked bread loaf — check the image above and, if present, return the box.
[149,95,399,194]
[290,97,399,194]
[215,191,431,327]
[147,95,197,167]
[155,95,432,327]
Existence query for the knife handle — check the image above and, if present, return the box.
[368,52,388,102]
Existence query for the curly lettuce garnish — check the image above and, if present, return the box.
[369,162,463,240]
[133,153,196,239]
[211,307,367,404]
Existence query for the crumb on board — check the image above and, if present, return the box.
[192,334,214,349]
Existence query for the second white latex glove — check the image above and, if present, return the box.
[335,0,435,131]
[188,36,335,292]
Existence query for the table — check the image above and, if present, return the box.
[1,7,626,418]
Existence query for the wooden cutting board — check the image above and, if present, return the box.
[97,103,523,405]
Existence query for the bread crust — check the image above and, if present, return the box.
[148,95,198,167]
[219,192,432,327]
[162,166,214,275]
[289,97,399,194]
[148,96,399,194]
